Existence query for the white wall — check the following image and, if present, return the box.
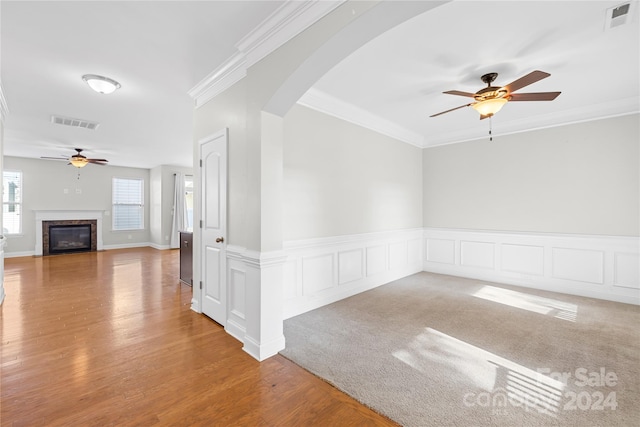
[283,104,423,240]
[423,114,639,236]
[282,104,424,317]
[3,156,151,255]
[422,114,639,304]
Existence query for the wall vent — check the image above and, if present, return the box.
[605,3,632,30]
[50,115,100,130]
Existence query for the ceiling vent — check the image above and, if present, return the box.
[605,3,632,30]
[50,115,100,130]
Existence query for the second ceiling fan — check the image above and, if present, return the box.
[430,70,561,120]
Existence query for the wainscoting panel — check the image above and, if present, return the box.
[425,238,455,264]
[284,229,424,319]
[501,244,545,276]
[614,253,640,290]
[302,254,335,295]
[460,241,495,270]
[552,248,604,284]
[366,245,387,276]
[423,228,639,305]
[228,267,246,321]
[338,249,364,285]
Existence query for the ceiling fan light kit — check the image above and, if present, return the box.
[472,97,508,116]
[69,157,89,168]
[431,70,560,119]
[82,74,121,94]
[41,148,109,168]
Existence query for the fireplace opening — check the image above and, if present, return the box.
[49,224,92,254]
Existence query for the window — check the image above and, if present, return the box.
[112,177,144,230]
[3,170,23,235]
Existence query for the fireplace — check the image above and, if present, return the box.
[42,220,97,256]
[35,211,103,256]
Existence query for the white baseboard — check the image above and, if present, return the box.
[283,228,424,319]
[423,228,639,305]
[4,251,35,258]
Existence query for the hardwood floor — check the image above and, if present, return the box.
[1,248,397,426]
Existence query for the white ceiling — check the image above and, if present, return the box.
[2,1,639,169]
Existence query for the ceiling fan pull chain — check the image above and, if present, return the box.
[489,116,493,142]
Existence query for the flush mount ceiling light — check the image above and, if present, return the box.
[82,74,121,94]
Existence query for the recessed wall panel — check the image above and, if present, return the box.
[339,249,363,285]
[366,245,386,276]
[501,244,544,276]
[426,238,455,264]
[461,241,495,269]
[302,254,334,295]
[229,267,246,319]
[389,242,408,270]
[552,248,604,284]
[614,253,640,289]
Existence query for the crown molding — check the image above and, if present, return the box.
[297,88,425,147]
[188,53,247,108]
[189,0,344,108]
[424,96,640,147]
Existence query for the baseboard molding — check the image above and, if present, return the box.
[423,228,639,305]
[4,243,168,258]
[283,228,424,319]
[4,251,34,258]
[103,242,153,250]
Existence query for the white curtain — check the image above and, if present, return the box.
[170,173,187,249]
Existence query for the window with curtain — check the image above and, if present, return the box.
[112,177,144,230]
[3,170,23,235]
[185,175,194,231]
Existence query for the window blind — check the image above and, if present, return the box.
[112,177,144,230]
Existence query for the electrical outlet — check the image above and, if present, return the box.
[75,188,82,194]
[127,234,132,240]
[63,188,69,194]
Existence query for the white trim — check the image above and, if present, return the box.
[425,100,640,148]
[283,228,424,319]
[297,88,425,146]
[188,0,343,107]
[187,53,247,108]
[423,228,639,305]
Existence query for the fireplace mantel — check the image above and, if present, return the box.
[34,210,104,256]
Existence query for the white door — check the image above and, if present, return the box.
[200,129,227,326]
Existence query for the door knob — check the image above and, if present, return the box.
[215,237,224,243]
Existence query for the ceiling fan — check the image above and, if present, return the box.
[430,70,561,119]
[41,148,109,168]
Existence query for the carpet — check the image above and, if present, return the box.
[280,272,640,426]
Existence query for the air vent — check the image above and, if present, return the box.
[50,115,100,130]
[605,3,632,30]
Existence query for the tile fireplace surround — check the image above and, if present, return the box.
[34,210,104,256]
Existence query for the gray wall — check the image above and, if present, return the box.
[423,114,639,236]
[283,104,423,240]
[3,156,151,254]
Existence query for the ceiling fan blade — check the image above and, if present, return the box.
[509,91,561,101]
[443,90,476,98]
[430,103,472,117]
[87,158,108,163]
[41,156,68,160]
[504,70,550,93]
